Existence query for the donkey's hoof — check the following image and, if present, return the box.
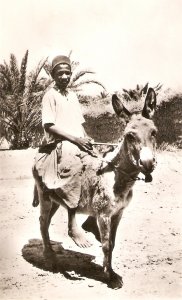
[32,198,39,207]
[107,270,123,289]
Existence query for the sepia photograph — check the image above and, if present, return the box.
[0,0,182,299]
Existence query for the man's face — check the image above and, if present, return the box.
[52,64,72,90]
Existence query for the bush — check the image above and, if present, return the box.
[154,93,182,149]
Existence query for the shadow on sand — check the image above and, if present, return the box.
[22,239,107,285]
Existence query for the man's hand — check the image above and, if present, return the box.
[73,137,97,157]
[74,137,92,151]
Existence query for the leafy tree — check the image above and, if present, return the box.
[0,50,50,149]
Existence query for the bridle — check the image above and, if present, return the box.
[94,141,155,183]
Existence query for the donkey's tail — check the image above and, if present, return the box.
[32,184,39,207]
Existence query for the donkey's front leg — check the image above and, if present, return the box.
[111,209,124,249]
[98,215,123,289]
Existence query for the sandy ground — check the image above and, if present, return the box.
[0,148,182,300]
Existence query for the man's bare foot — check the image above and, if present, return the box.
[68,227,92,248]
[68,208,92,247]
[82,216,101,242]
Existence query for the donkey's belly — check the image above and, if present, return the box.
[77,171,133,216]
[77,193,131,217]
[78,171,115,213]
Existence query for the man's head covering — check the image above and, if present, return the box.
[51,55,71,72]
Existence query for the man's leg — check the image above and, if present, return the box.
[68,208,92,248]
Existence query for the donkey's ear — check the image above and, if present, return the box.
[112,94,131,118]
[142,88,156,119]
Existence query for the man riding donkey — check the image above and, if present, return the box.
[32,55,97,248]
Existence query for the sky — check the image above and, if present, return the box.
[1,0,182,94]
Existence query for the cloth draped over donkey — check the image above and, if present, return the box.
[33,140,102,208]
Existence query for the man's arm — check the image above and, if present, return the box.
[44,123,93,153]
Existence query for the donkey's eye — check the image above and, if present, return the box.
[126,133,136,142]
[151,130,157,137]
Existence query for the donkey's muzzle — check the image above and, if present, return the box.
[139,147,156,173]
[139,159,155,174]
[139,158,156,173]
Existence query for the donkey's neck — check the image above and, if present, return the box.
[114,148,139,202]
[119,144,139,174]
[105,141,139,183]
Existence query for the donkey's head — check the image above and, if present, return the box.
[112,88,157,177]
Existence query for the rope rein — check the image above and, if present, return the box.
[92,142,118,147]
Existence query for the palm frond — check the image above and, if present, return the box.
[26,115,41,133]
[18,50,29,95]
[70,79,106,91]
[68,50,72,58]
[68,50,80,71]
[43,60,52,76]
[0,116,19,131]
[0,63,13,93]
[0,102,17,119]
[70,60,80,72]
[10,53,20,93]
[32,77,53,93]
[154,83,163,92]
[27,57,48,94]
[69,70,95,86]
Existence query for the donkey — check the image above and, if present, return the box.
[33,87,157,289]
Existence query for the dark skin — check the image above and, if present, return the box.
[45,63,93,247]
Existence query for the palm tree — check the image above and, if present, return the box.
[0,50,50,149]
